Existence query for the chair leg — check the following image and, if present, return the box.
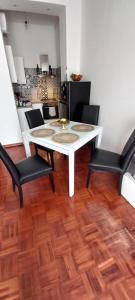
[35,145,38,155]
[91,142,95,155]
[49,173,55,192]
[49,152,54,171]
[119,174,123,195]
[18,186,23,208]
[86,168,92,188]
[12,179,16,192]
[47,152,49,161]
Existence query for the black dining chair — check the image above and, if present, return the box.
[81,105,100,125]
[25,109,55,170]
[0,143,55,208]
[81,105,100,153]
[86,129,135,194]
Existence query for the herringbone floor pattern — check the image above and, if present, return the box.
[0,145,135,300]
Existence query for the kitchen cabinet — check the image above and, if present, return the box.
[5,45,17,83]
[0,13,7,34]
[5,48,26,84]
[14,56,26,84]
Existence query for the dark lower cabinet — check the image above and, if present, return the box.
[59,81,91,122]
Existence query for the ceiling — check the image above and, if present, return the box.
[0,0,65,16]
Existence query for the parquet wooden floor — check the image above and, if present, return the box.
[0,145,135,300]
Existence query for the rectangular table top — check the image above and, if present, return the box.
[22,121,103,155]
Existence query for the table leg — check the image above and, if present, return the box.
[95,128,103,148]
[68,151,75,197]
[22,135,31,157]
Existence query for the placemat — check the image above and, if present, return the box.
[71,124,94,132]
[31,128,55,137]
[50,121,61,127]
[52,132,79,144]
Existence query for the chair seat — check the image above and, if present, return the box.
[16,155,52,184]
[34,143,54,153]
[90,149,122,173]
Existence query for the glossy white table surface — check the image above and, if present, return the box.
[22,121,103,197]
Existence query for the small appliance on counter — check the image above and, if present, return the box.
[42,102,59,120]
[14,91,31,108]
[16,99,31,108]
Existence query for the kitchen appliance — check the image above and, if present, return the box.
[42,103,59,120]
[59,81,91,122]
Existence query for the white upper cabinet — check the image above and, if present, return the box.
[5,45,17,83]
[14,56,26,84]
[0,13,7,34]
[5,46,26,84]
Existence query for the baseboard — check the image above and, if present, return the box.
[5,142,23,148]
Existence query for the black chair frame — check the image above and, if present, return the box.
[0,143,55,208]
[25,109,55,170]
[86,129,135,194]
[81,104,100,154]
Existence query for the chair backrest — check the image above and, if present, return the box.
[81,105,100,125]
[120,129,135,171]
[25,109,44,129]
[0,143,20,185]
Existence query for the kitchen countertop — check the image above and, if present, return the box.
[17,106,32,109]
[31,99,58,104]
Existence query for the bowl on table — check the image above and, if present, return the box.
[58,118,69,129]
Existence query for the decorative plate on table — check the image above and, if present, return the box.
[31,128,55,137]
[52,133,79,144]
[50,120,61,127]
[71,124,94,132]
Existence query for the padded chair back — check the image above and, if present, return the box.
[120,129,135,171]
[25,109,44,129]
[81,105,100,125]
[0,143,20,185]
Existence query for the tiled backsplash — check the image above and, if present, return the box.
[13,67,61,103]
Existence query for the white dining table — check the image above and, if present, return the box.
[22,121,103,197]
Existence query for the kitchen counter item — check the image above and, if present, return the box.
[71,124,94,132]
[52,132,79,144]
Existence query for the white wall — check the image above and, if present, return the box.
[30,0,82,75]
[59,8,66,80]
[0,28,22,145]
[81,0,135,153]
[31,0,67,4]
[5,11,60,68]
[66,0,82,75]
[6,0,82,77]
